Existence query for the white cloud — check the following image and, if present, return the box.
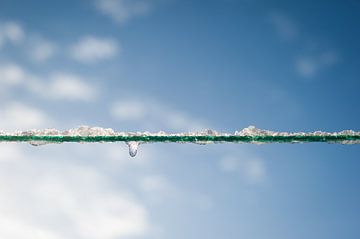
[110,98,207,132]
[95,0,156,24]
[0,21,24,47]
[0,145,150,239]
[0,63,25,85]
[268,13,339,78]
[28,37,57,62]
[44,73,98,101]
[220,155,266,184]
[0,102,52,131]
[111,100,147,120]
[0,63,98,101]
[69,36,119,63]
[296,52,338,78]
[269,12,299,41]
[0,21,58,63]
[0,21,115,65]
[26,72,98,101]
[0,217,64,239]
[296,57,317,78]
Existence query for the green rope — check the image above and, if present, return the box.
[0,135,359,144]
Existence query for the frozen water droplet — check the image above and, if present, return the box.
[127,141,139,157]
[29,141,48,146]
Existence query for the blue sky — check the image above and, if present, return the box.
[0,0,359,238]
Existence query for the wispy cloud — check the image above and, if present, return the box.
[69,36,119,63]
[296,51,338,78]
[27,36,58,62]
[94,0,158,24]
[269,12,339,78]
[220,154,266,184]
[0,102,52,131]
[0,63,25,86]
[0,20,58,63]
[110,98,208,132]
[269,12,299,41]
[0,144,150,239]
[1,21,120,65]
[0,21,24,48]
[42,73,98,101]
[0,63,99,101]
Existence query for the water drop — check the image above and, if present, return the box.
[28,141,48,146]
[126,141,139,157]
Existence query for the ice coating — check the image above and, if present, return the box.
[1,125,358,137]
[0,125,359,156]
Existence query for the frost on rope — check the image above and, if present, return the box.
[0,126,359,157]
